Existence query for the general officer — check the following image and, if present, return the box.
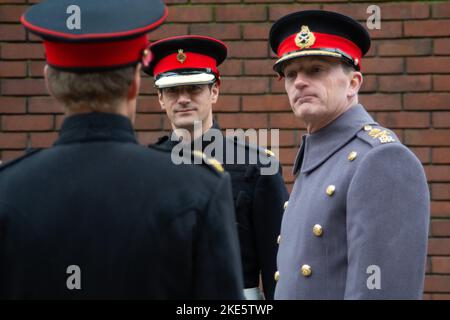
[269,10,430,299]
[0,0,243,299]
[143,35,289,300]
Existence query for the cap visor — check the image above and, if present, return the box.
[155,73,216,88]
[274,49,343,72]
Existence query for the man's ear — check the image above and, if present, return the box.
[43,64,54,97]
[127,63,141,101]
[158,89,165,110]
[210,82,220,104]
[348,71,363,99]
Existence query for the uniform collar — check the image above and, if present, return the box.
[293,104,377,175]
[54,112,137,146]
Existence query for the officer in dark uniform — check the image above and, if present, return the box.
[0,0,243,299]
[269,10,430,299]
[143,35,289,300]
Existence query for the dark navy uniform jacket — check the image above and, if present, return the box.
[0,112,243,299]
[275,105,430,299]
[154,122,289,300]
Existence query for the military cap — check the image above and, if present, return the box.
[142,35,227,89]
[20,0,167,71]
[269,10,371,74]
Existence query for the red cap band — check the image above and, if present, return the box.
[44,35,148,69]
[153,52,218,77]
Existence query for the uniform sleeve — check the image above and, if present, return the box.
[252,164,289,300]
[344,143,430,299]
[193,173,245,299]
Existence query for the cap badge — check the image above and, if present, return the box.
[295,25,315,49]
[177,49,187,64]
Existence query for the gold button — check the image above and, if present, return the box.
[301,265,312,277]
[313,224,323,236]
[348,151,358,161]
[326,185,335,196]
[283,201,289,210]
[364,125,372,131]
[277,235,281,244]
[274,271,280,282]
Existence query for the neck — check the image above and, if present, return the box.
[307,98,357,134]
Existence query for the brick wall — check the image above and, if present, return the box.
[1,0,449,299]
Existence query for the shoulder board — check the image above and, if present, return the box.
[0,148,42,173]
[356,124,399,147]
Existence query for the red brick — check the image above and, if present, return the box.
[28,60,46,77]
[432,148,450,164]
[190,23,240,40]
[216,6,266,22]
[147,24,189,41]
[434,75,450,91]
[376,112,429,129]
[227,41,268,58]
[0,133,27,149]
[431,201,450,217]
[363,58,404,74]
[2,115,53,131]
[216,113,268,129]
[359,75,378,93]
[279,147,298,165]
[28,97,63,114]
[139,78,158,95]
[0,5,26,22]
[1,79,46,95]
[137,96,163,113]
[245,0,294,3]
[166,7,212,23]
[275,130,297,147]
[432,112,450,128]
[326,3,429,20]
[219,59,242,76]
[221,77,269,94]
[270,113,304,129]
[434,39,450,55]
[242,95,290,112]
[432,2,450,18]
[192,0,239,3]
[428,238,450,255]
[55,115,65,130]
[432,294,450,300]
[0,43,44,59]
[29,132,58,148]
[424,276,450,293]
[425,166,450,182]
[423,293,432,300]
[405,20,450,37]
[432,184,450,200]
[378,75,431,92]
[269,4,321,21]
[0,97,25,114]
[0,60,26,77]
[0,24,26,40]
[410,147,430,164]
[243,23,271,40]
[431,220,450,237]
[0,0,27,3]
[244,59,277,76]
[405,130,450,147]
[368,22,402,39]
[376,39,432,56]
[359,94,402,111]
[134,114,163,130]
[136,131,169,145]
[405,93,450,111]
[407,57,450,73]
[214,95,240,112]
[270,77,286,94]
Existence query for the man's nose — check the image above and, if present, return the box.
[294,72,309,90]
[177,90,191,104]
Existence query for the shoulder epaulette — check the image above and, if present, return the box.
[356,124,399,147]
[226,136,278,159]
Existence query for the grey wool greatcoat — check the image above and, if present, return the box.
[275,104,430,300]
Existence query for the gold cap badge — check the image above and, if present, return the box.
[177,49,187,64]
[295,25,316,49]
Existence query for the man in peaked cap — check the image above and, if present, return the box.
[143,35,289,300]
[0,0,244,299]
[269,10,430,299]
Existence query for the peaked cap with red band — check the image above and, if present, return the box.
[269,10,371,74]
[143,35,227,89]
[21,0,167,72]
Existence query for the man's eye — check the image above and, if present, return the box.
[189,85,203,93]
[310,66,324,74]
[165,87,178,94]
[285,71,296,79]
